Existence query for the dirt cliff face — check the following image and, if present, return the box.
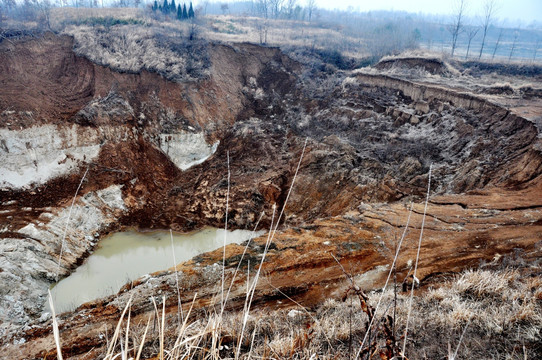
[0,33,301,342]
[1,33,542,357]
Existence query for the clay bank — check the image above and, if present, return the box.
[1,31,542,358]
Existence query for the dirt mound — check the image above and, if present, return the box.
[374,56,450,75]
[461,60,542,79]
[520,85,542,99]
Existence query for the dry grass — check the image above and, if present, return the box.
[201,15,370,59]
[28,7,213,82]
[48,289,63,360]
[399,268,542,359]
[427,269,542,332]
[68,265,539,360]
[63,21,210,82]
[46,9,414,70]
[49,7,145,30]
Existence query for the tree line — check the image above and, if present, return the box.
[206,0,317,22]
[151,0,194,20]
[448,0,497,59]
[447,0,539,61]
[252,0,316,21]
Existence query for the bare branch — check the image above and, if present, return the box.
[478,0,499,59]
[448,0,468,57]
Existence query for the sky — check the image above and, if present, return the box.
[308,0,542,25]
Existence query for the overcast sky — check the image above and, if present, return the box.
[308,0,542,25]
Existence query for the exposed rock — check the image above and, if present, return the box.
[0,125,101,189]
[158,132,219,171]
[414,100,430,114]
[0,185,126,341]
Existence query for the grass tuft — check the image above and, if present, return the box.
[48,289,64,360]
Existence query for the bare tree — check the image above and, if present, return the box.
[21,0,35,20]
[534,38,540,63]
[307,0,316,22]
[284,0,296,19]
[269,0,283,19]
[492,27,503,59]
[220,3,228,15]
[1,0,16,18]
[478,0,498,59]
[448,0,468,57]
[256,0,269,18]
[36,0,52,30]
[0,0,4,28]
[465,26,479,59]
[257,19,268,44]
[188,18,198,41]
[508,30,519,62]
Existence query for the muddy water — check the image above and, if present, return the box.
[49,227,261,313]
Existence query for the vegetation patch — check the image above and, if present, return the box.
[64,23,210,82]
[70,16,146,27]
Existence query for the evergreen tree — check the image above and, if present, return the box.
[170,0,176,14]
[182,4,188,19]
[161,0,168,13]
[152,0,158,11]
[188,2,194,18]
[177,4,182,20]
